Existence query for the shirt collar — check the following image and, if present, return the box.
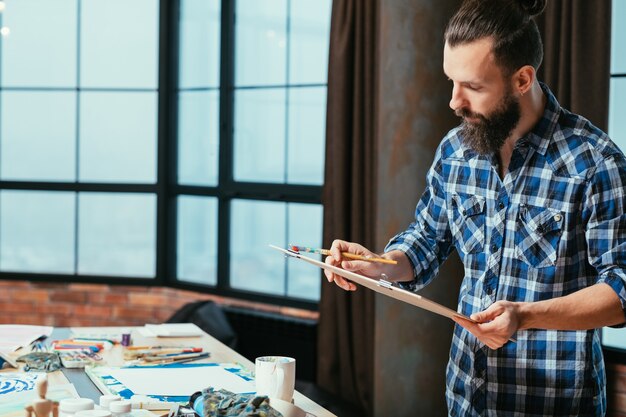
[524,82,562,156]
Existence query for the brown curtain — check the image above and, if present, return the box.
[316,0,378,413]
[536,0,612,131]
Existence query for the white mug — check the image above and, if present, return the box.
[255,356,296,402]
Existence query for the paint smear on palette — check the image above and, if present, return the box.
[0,372,43,395]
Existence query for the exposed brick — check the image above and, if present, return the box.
[167,299,191,311]
[33,303,72,316]
[154,308,177,322]
[0,282,319,342]
[109,285,151,294]
[86,292,105,304]
[68,283,109,292]
[112,306,158,322]
[10,315,48,325]
[0,290,15,301]
[31,282,68,290]
[171,295,196,307]
[43,316,56,326]
[49,291,87,303]
[0,280,30,288]
[2,302,38,314]
[0,314,21,324]
[12,290,49,303]
[88,292,129,305]
[95,316,145,327]
[54,317,77,327]
[72,305,113,318]
[150,286,174,295]
[128,293,171,307]
[58,317,101,327]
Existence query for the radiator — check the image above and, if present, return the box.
[223,306,317,382]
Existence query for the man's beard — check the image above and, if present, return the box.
[456,91,521,155]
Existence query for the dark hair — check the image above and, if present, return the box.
[444,0,546,75]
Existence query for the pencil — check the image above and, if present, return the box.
[290,245,398,265]
[140,352,210,365]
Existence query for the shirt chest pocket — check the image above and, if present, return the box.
[449,194,486,254]
[515,204,564,268]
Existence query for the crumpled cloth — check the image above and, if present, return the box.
[196,388,283,417]
[16,352,61,372]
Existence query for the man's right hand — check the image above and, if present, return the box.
[324,239,395,291]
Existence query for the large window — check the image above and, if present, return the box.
[0,0,159,279]
[0,0,331,308]
[603,0,626,351]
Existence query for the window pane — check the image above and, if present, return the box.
[289,0,331,85]
[79,92,157,183]
[234,89,286,182]
[177,196,218,285]
[1,91,76,181]
[0,190,75,273]
[1,0,77,87]
[612,0,626,74]
[609,78,626,152]
[603,328,626,350]
[287,87,326,184]
[235,0,287,86]
[78,193,156,277]
[179,0,220,89]
[178,91,219,186]
[287,203,322,300]
[80,0,159,88]
[230,200,286,295]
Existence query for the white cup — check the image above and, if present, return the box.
[255,356,296,402]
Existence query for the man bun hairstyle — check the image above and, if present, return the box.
[519,0,547,16]
[445,0,546,76]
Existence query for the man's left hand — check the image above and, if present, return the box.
[452,301,522,349]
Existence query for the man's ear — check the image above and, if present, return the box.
[513,65,535,96]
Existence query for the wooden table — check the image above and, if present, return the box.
[2,326,336,417]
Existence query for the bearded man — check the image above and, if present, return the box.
[324,0,626,415]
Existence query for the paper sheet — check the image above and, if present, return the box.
[0,372,79,417]
[0,325,53,352]
[107,365,256,396]
[140,323,204,337]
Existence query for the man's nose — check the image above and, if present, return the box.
[449,85,465,111]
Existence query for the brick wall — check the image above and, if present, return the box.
[0,279,317,327]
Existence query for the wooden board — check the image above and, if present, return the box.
[270,245,473,322]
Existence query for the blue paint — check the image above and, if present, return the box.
[0,373,39,395]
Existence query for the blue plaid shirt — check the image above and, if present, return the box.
[386,84,626,416]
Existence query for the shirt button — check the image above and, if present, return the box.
[491,244,497,252]
[498,202,505,210]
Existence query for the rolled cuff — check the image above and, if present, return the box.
[597,272,626,328]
